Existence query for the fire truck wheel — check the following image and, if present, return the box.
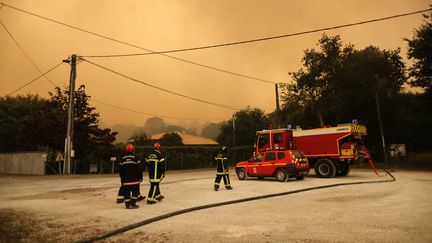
[338,166,351,176]
[315,159,337,178]
[237,168,248,180]
[276,169,288,182]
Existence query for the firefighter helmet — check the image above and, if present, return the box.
[125,143,135,153]
[153,142,161,150]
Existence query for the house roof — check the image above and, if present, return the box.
[151,131,218,145]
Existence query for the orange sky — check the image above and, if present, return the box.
[0,0,430,128]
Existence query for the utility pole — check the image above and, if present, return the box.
[64,54,77,174]
[275,83,280,128]
[232,114,236,147]
[375,92,388,164]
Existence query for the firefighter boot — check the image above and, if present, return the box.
[137,194,146,202]
[214,185,219,191]
[156,195,164,201]
[226,186,233,190]
[127,199,139,209]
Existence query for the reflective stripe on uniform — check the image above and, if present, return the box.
[122,181,140,185]
[120,161,138,165]
[150,187,157,200]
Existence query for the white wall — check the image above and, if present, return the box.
[0,152,47,175]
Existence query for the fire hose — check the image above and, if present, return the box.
[77,170,395,243]
[358,145,383,176]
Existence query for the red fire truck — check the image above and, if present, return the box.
[254,121,367,178]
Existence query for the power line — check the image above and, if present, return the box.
[80,58,241,111]
[0,2,275,85]
[0,18,57,86]
[92,99,226,122]
[3,62,63,97]
[80,7,432,58]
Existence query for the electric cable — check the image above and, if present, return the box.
[3,62,63,97]
[0,2,275,85]
[92,99,226,122]
[81,58,241,111]
[0,18,56,86]
[77,169,396,242]
[80,8,432,58]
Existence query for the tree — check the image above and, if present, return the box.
[0,86,118,168]
[405,8,432,94]
[159,132,183,146]
[281,34,406,129]
[47,85,117,168]
[144,117,166,135]
[128,129,152,146]
[0,95,50,152]
[403,8,432,151]
[201,122,222,140]
[281,34,354,126]
[217,107,268,146]
[281,34,410,157]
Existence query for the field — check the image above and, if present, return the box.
[0,168,431,242]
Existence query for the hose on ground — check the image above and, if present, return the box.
[77,169,395,243]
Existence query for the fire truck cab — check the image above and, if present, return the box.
[254,121,367,178]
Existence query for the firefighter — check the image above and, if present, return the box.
[117,146,145,204]
[145,142,166,204]
[119,143,142,209]
[214,146,233,191]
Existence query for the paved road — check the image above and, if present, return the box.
[0,169,431,242]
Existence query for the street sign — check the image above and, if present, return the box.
[56,152,64,162]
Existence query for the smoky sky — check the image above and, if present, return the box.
[0,0,429,128]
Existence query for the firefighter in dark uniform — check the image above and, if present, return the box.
[119,143,142,209]
[117,145,145,203]
[146,142,166,204]
[214,146,233,191]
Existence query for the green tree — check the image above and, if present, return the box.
[281,34,408,157]
[217,107,268,146]
[281,34,405,129]
[403,9,432,151]
[405,8,432,93]
[281,34,354,126]
[0,95,49,152]
[47,85,117,168]
[0,86,118,166]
